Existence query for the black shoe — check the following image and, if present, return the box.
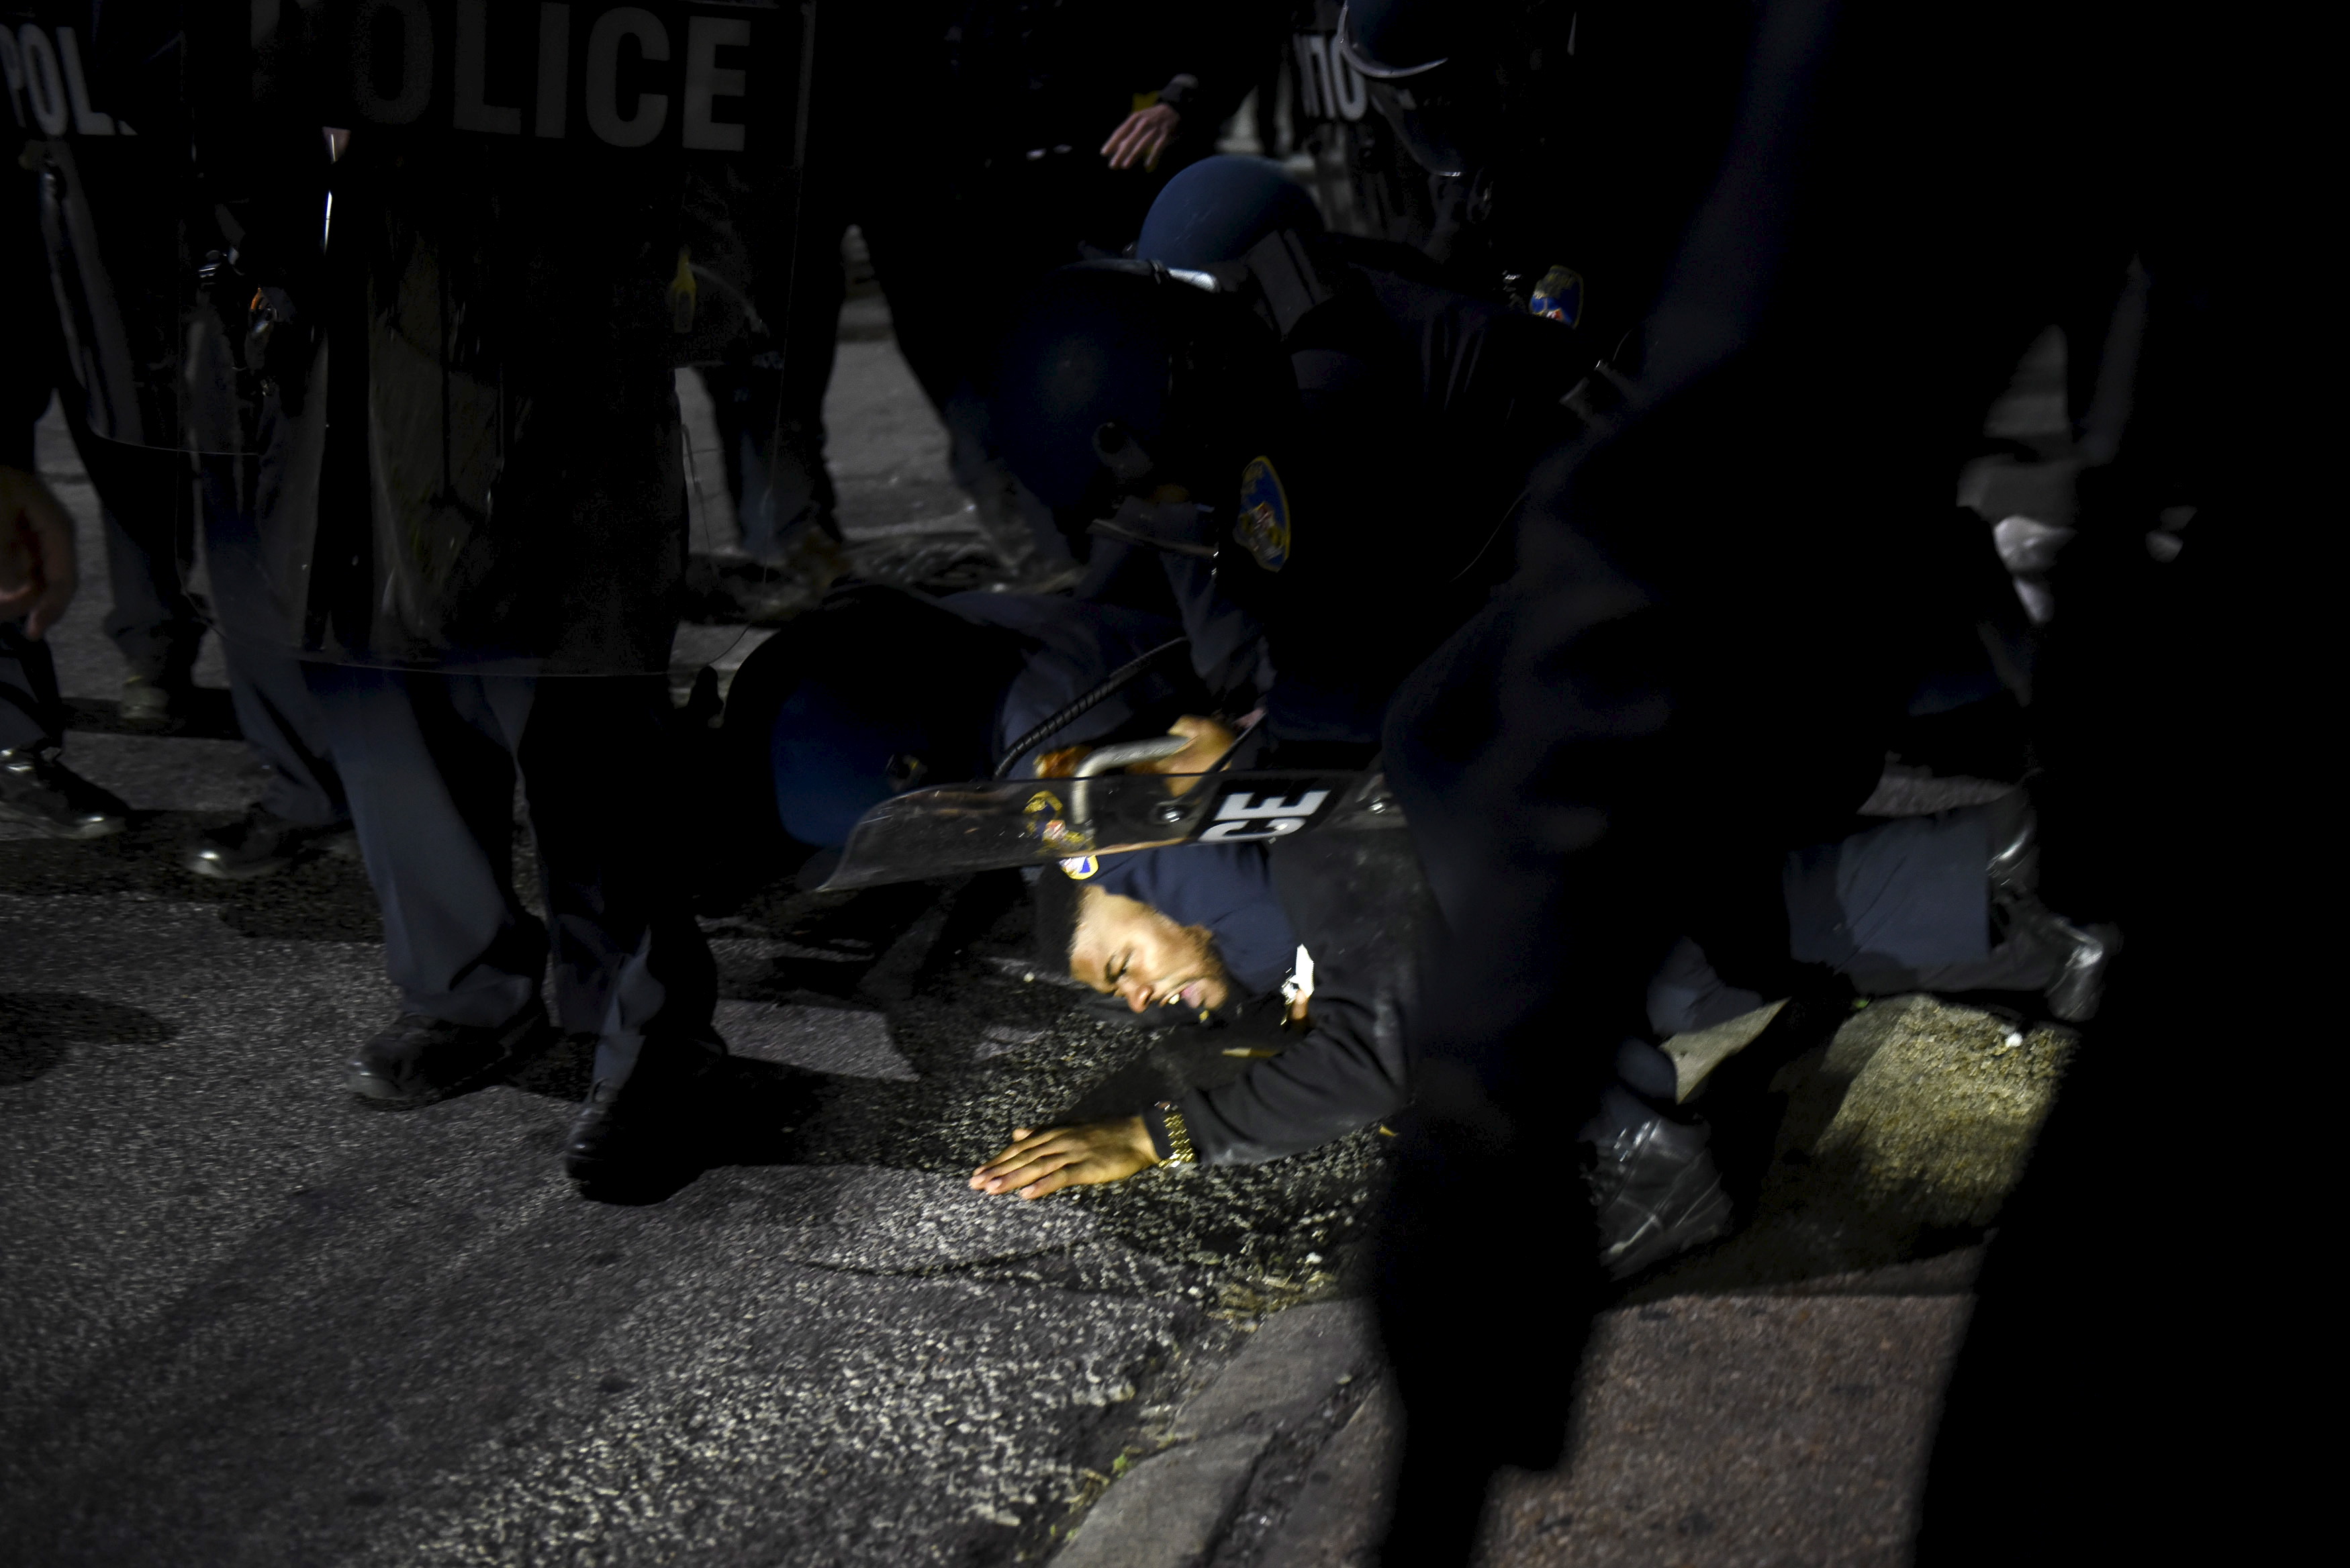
[1584,1087,1736,1280]
[2011,903,2120,1023]
[345,1006,553,1109]
[118,673,195,728]
[564,1036,728,1187]
[0,743,129,840]
[186,805,357,881]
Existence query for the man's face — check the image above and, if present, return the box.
[1069,885,1234,1014]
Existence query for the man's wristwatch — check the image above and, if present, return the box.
[1149,1101,1196,1165]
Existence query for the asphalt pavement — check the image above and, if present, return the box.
[2,270,2082,1567]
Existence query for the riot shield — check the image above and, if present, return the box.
[822,769,1407,891]
[1,0,808,673]
[1284,0,1437,247]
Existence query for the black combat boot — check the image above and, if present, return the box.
[345,1006,554,1109]
[0,742,128,839]
[564,1035,728,1189]
[1583,1085,1736,1280]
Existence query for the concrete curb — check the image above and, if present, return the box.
[1050,1300,1392,1568]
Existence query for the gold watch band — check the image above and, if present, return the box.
[1154,1101,1196,1165]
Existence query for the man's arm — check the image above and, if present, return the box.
[1174,832,1426,1163]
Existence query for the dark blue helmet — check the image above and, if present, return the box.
[1135,156,1324,271]
[724,588,1025,848]
[989,262,1295,515]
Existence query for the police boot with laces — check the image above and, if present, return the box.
[1583,1085,1736,1281]
[345,1005,554,1109]
[0,742,129,839]
[564,1035,727,1188]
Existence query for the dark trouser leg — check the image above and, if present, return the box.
[858,192,1074,570]
[0,620,64,750]
[854,194,968,415]
[222,641,348,826]
[199,454,348,826]
[305,665,545,1028]
[514,675,716,1081]
[69,426,202,682]
[728,206,849,557]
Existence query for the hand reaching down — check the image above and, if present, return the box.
[1102,105,1181,172]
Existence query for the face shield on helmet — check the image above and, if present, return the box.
[1334,0,1503,181]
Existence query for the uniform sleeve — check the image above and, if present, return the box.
[1178,832,1432,1164]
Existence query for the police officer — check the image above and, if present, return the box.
[987,164,1596,758]
[11,0,769,1187]
[1336,0,1752,348]
[2,6,351,873]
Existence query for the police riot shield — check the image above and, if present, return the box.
[1284,0,1436,248]
[1,0,807,673]
[821,769,1407,891]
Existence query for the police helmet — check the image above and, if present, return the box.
[724,587,1025,849]
[1135,156,1325,270]
[989,262,1295,516]
[1335,0,1504,180]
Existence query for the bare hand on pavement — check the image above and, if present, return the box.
[970,1117,1160,1199]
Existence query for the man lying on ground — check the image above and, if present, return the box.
[971,775,2113,1278]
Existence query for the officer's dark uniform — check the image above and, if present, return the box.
[297,127,722,1163]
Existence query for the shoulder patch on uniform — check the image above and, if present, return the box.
[1058,855,1100,879]
[1531,264,1585,327]
[1235,456,1291,573]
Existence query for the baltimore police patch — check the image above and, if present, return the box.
[1530,264,1585,327]
[1235,456,1291,573]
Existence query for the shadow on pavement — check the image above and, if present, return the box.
[0,810,384,941]
[0,991,175,1084]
